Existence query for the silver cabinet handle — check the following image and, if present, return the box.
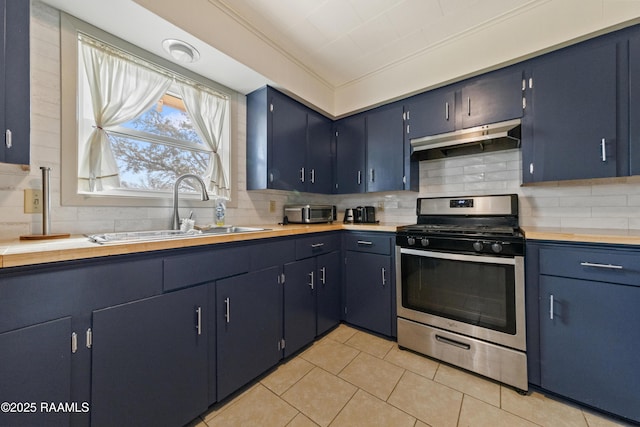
[311,243,325,248]
[5,129,12,148]
[308,272,314,290]
[445,102,449,121]
[357,170,362,185]
[467,97,471,116]
[224,298,230,323]
[320,267,326,285]
[196,306,202,335]
[601,138,607,162]
[370,168,375,183]
[549,294,554,320]
[310,168,315,184]
[357,240,373,246]
[71,332,78,354]
[381,267,386,286]
[300,167,305,183]
[86,328,93,349]
[580,261,623,270]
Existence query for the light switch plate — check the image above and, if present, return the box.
[24,189,43,213]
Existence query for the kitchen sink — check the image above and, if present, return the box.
[87,226,269,244]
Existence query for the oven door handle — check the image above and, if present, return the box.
[400,247,517,265]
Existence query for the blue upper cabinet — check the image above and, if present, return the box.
[523,38,623,183]
[628,35,640,176]
[405,88,456,139]
[0,0,30,166]
[404,68,523,141]
[461,68,523,129]
[366,104,405,193]
[335,114,366,194]
[246,86,333,193]
[335,104,415,194]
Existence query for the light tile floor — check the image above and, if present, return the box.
[190,324,633,427]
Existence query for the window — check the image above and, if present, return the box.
[61,14,234,207]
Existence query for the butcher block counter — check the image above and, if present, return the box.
[522,226,640,246]
[0,223,400,268]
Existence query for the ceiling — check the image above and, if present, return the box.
[213,0,536,89]
[40,0,640,116]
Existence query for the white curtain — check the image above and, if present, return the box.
[179,83,230,199]
[79,41,172,191]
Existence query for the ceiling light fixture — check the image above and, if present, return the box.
[162,39,200,63]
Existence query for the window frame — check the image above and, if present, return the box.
[60,13,237,207]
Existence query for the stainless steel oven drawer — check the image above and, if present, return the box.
[397,317,528,391]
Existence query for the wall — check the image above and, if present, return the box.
[1,2,640,241]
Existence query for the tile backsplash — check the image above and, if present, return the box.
[1,1,640,240]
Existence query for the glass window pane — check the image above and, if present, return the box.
[120,94,204,145]
[109,134,210,192]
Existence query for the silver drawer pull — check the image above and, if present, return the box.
[311,243,325,248]
[224,298,230,323]
[196,307,202,335]
[580,262,623,270]
[435,334,470,350]
[549,294,554,320]
[357,240,373,246]
[381,267,386,286]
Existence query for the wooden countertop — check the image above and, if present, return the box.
[0,223,401,269]
[522,226,640,246]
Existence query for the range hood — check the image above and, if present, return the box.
[411,118,521,160]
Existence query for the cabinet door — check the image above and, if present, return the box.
[270,90,308,191]
[0,317,72,427]
[335,115,366,194]
[628,35,640,175]
[1,0,30,165]
[405,89,456,138]
[307,110,334,193]
[316,251,341,336]
[366,105,405,192]
[527,42,618,182]
[283,258,317,357]
[91,286,208,427]
[539,276,640,422]
[461,69,523,128]
[216,267,282,400]
[345,251,392,336]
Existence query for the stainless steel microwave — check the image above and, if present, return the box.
[284,205,336,224]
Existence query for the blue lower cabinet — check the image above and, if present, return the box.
[216,267,282,401]
[344,250,392,336]
[0,317,72,427]
[90,285,208,427]
[283,258,317,357]
[539,275,640,422]
[316,251,341,336]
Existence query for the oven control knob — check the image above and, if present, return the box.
[491,242,503,253]
[473,241,484,251]
[407,236,416,246]
[421,238,429,247]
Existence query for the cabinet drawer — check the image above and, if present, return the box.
[250,239,295,271]
[163,246,249,291]
[295,233,340,259]
[539,246,640,287]
[344,233,392,255]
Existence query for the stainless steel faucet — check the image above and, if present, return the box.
[172,174,210,230]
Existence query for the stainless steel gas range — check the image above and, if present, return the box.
[395,194,527,392]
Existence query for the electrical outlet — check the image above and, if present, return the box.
[24,189,43,214]
[269,200,276,213]
[377,201,384,212]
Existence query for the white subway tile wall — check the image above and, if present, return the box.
[1,1,640,240]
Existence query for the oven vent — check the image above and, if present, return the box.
[410,118,521,161]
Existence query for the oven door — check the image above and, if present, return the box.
[397,247,525,351]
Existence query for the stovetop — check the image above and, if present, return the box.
[396,194,524,256]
